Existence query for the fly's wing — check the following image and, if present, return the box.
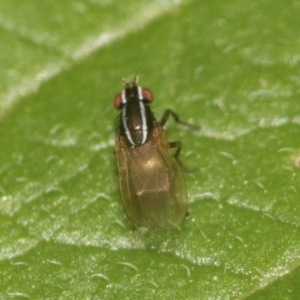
[115,122,187,229]
[115,134,148,226]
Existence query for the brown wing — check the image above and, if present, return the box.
[115,121,187,229]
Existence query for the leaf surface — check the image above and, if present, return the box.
[1,0,300,299]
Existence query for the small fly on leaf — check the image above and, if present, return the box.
[114,76,197,229]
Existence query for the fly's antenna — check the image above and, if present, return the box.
[110,71,129,88]
[133,74,139,85]
[133,62,144,85]
[111,71,124,83]
[122,77,129,87]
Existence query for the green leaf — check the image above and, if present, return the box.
[1,0,300,299]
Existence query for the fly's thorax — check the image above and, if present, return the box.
[121,100,154,146]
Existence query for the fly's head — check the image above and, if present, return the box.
[113,76,154,110]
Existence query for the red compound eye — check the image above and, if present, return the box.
[141,87,154,102]
[113,92,123,109]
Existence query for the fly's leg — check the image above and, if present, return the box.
[169,141,182,159]
[164,109,199,171]
[159,109,199,129]
[169,141,195,172]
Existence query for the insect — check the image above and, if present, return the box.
[114,76,195,229]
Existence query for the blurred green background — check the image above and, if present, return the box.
[1,0,300,299]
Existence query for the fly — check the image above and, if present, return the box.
[114,76,196,229]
